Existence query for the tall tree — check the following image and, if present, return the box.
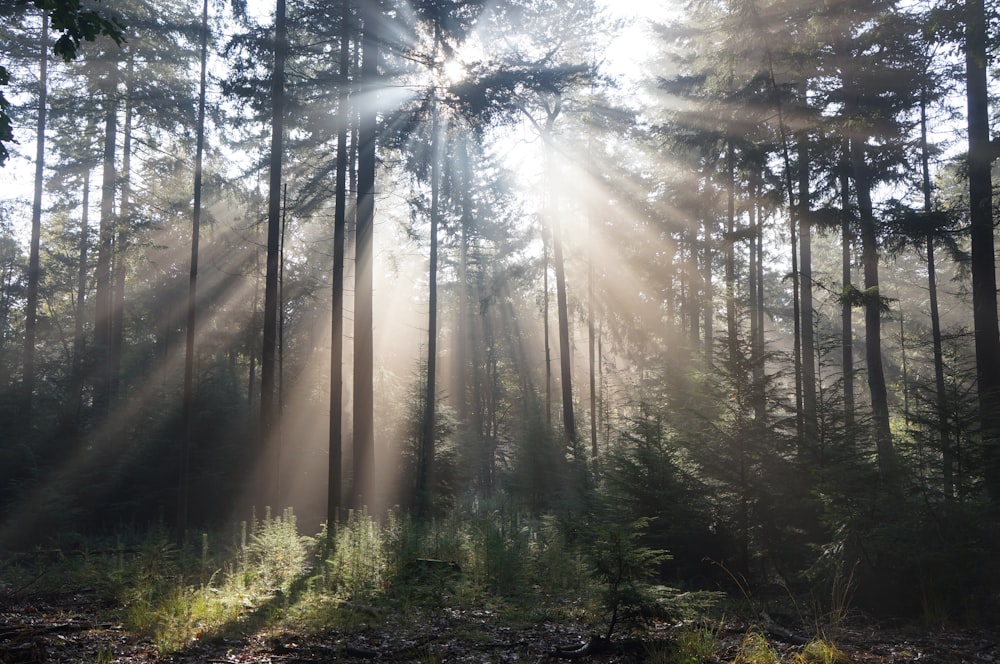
[328,0,351,535]
[839,146,855,437]
[92,48,119,417]
[416,21,443,518]
[179,0,210,534]
[796,85,818,453]
[353,0,378,509]
[964,0,1000,504]
[22,13,49,415]
[260,0,288,507]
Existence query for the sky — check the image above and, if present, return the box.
[0,0,675,242]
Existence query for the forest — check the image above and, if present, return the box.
[1,0,1000,661]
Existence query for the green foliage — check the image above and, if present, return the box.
[328,508,389,600]
[468,508,530,595]
[642,627,719,664]
[0,66,10,166]
[673,627,719,664]
[28,0,125,61]
[586,517,668,639]
[838,284,892,314]
[795,639,850,664]
[243,508,311,593]
[733,631,778,664]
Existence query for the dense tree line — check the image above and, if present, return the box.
[1,0,1000,618]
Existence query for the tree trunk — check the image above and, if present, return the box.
[544,117,577,453]
[840,146,855,439]
[260,0,288,509]
[789,187,803,442]
[724,141,738,369]
[22,13,48,417]
[109,54,134,402]
[798,116,818,453]
[353,0,378,509]
[67,168,90,433]
[702,207,713,365]
[417,34,442,517]
[179,0,209,535]
[542,221,552,426]
[920,88,952,500]
[93,54,119,417]
[749,170,765,424]
[850,136,896,480]
[588,196,598,471]
[553,216,577,451]
[965,0,1000,504]
[328,0,351,537]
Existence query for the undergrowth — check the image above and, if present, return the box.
[0,505,728,657]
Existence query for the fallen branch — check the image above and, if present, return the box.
[761,613,810,645]
[548,635,609,659]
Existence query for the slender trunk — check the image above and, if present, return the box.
[544,119,577,452]
[900,314,910,434]
[459,135,487,487]
[588,200,598,471]
[179,0,210,534]
[93,56,119,417]
[702,209,713,365]
[553,203,577,451]
[328,0,350,535]
[685,224,699,347]
[418,35,442,517]
[767,57,803,441]
[68,168,90,431]
[353,0,378,509]
[850,135,896,480]
[456,135,472,435]
[109,54,134,401]
[248,249,260,407]
[724,141,738,368]
[920,89,952,500]
[840,146,855,437]
[260,0,288,508]
[789,198,803,441]
[23,14,48,415]
[542,223,552,426]
[749,170,765,423]
[798,110,818,452]
[966,0,1000,504]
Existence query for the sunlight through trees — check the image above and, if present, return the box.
[1,0,1000,620]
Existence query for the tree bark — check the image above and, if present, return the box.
[724,141,738,369]
[417,31,442,517]
[23,13,48,417]
[920,88,952,500]
[179,0,210,535]
[109,53,134,402]
[352,0,379,509]
[797,109,818,453]
[840,146,855,439]
[93,54,119,417]
[260,0,288,509]
[965,0,1000,504]
[67,168,90,433]
[850,136,896,480]
[749,170,765,424]
[328,0,351,537]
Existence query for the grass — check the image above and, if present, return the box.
[795,639,850,664]
[0,505,730,658]
[734,631,780,664]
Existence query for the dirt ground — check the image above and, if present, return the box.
[2,591,999,663]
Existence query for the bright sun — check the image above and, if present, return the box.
[442,58,467,84]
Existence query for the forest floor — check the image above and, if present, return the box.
[2,589,999,664]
